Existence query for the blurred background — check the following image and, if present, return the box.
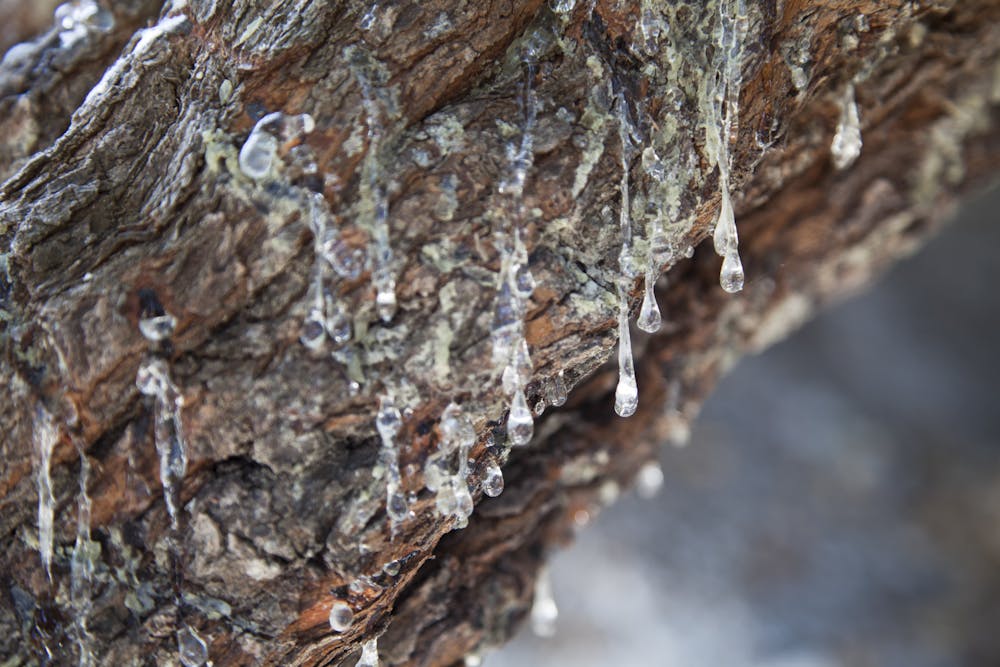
[492,188,1000,667]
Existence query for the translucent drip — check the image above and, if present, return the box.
[708,0,749,293]
[428,403,476,527]
[303,192,357,349]
[614,93,639,418]
[329,600,355,633]
[481,457,504,497]
[530,567,559,638]
[70,444,95,667]
[356,638,379,667]
[614,290,639,418]
[831,83,862,170]
[636,269,662,333]
[238,111,315,181]
[177,627,208,667]
[33,406,57,579]
[136,357,188,528]
[492,52,539,447]
[348,48,397,322]
[376,395,408,531]
[551,0,577,13]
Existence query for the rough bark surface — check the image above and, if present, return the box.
[0,0,997,665]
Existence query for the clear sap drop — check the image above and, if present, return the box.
[720,250,745,293]
[507,388,534,446]
[614,301,638,418]
[177,627,208,667]
[482,460,504,497]
[636,273,662,333]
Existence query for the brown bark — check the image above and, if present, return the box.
[0,0,998,665]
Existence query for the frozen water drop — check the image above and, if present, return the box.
[720,249,745,293]
[635,461,664,499]
[532,399,545,417]
[135,358,170,396]
[551,0,576,13]
[139,313,177,342]
[507,388,534,446]
[177,627,208,667]
[482,460,504,497]
[376,287,397,323]
[329,601,355,633]
[356,638,379,667]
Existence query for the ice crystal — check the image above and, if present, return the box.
[135,355,188,528]
[55,0,114,49]
[70,444,96,666]
[427,403,476,525]
[482,458,504,497]
[613,92,640,418]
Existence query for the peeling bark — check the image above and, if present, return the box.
[0,0,998,665]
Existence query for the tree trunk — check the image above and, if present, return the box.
[0,0,997,665]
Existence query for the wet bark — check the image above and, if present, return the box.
[0,0,998,665]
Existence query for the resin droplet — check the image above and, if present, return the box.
[720,250,745,293]
[177,627,208,667]
[482,459,504,497]
[238,125,278,180]
[377,395,408,531]
[356,638,379,667]
[530,567,558,638]
[831,83,862,170]
[507,388,534,446]
[614,296,638,418]
[636,271,662,333]
[329,601,355,633]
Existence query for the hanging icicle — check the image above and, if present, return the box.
[33,405,57,579]
[70,442,95,667]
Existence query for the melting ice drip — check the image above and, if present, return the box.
[492,50,539,447]
[614,92,639,418]
[33,406,57,579]
[301,192,364,351]
[708,0,749,294]
[376,395,409,533]
[347,46,398,323]
[425,403,476,527]
[831,82,862,170]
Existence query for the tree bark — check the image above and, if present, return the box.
[0,0,998,665]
